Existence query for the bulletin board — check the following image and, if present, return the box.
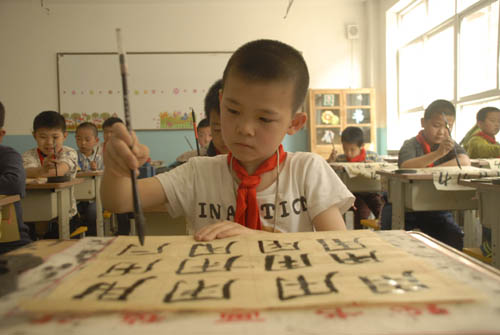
[56,52,232,131]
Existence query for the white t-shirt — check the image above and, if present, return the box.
[155,152,354,234]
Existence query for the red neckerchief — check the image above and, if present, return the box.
[347,148,366,162]
[475,131,496,144]
[37,148,47,165]
[227,144,287,230]
[416,130,434,167]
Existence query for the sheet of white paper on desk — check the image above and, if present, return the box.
[330,162,398,179]
[478,158,500,170]
[428,166,500,191]
[22,231,482,313]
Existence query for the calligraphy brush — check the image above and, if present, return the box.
[116,28,146,245]
[184,135,194,150]
[53,143,58,176]
[442,112,462,169]
[191,107,200,156]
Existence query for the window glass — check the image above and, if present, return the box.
[428,0,455,25]
[456,99,500,142]
[399,41,424,111]
[457,0,481,12]
[459,2,499,97]
[423,26,454,102]
[399,1,427,43]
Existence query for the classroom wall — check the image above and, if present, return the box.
[0,0,387,164]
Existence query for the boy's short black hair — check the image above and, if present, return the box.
[76,122,98,137]
[341,126,364,147]
[476,106,500,122]
[204,79,223,120]
[197,118,210,131]
[102,117,123,129]
[424,99,456,119]
[33,111,66,132]
[0,101,4,128]
[222,39,309,113]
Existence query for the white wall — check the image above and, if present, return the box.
[0,0,368,134]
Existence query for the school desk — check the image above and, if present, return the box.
[459,178,500,269]
[75,171,104,236]
[330,163,384,192]
[0,195,21,242]
[377,171,480,247]
[22,179,84,240]
[140,205,186,236]
[1,231,499,334]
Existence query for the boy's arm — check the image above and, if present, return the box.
[312,205,347,231]
[400,137,455,168]
[101,123,167,213]
[0,147,26,195]
[468,137,500,158]
[25,160,71,178]
[435,153,471,167]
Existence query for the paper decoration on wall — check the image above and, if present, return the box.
[321,130,335,144]
[23,231,480,313]
[156,111,194,130]
[62,112,120,131]
[330,162,398,180]
[321,110,339,125]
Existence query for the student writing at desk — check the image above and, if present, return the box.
[328,126,384,230]
[102,39,354,240]
[0,101,32,253]
[382,99,470,250]
[22,111,80,238]
[75,122,103,236]
[461,106,500,259]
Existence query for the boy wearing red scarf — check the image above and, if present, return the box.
[101,39,355,241]
[389,99,470,250]
[328,126,384,230]
[463,107,500,159]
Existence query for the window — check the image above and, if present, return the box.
[459,1,499,97]
[389,0,500,147]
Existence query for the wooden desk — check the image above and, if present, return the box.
[75,171,104,236]
[22,179,84,240]
[1,232,500,334]
[0,195,21,241]
[330,165,382,193]
[459,179,500,269]
[377,171,479,247]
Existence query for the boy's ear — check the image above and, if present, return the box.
[63,131,68,140]
[287,112,307,135]
[0,129,6,143]
[420,118,425,128]
[218,89,223,105]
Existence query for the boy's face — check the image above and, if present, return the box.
[478,111,500,137]
[420,114,454,145]
[342,142,362,160]
[76,127,99,155]
[33,127,67,156]
[103,126,113,143]
[209,109,228,154]
[197,126,212,148]
[220,72,306,171]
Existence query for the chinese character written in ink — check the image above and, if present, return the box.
[276,272,338,301]
[329,250,380,265]
[189,241,237,257]
[176,256,242,275]
[438,171,452,186]
[163,279,236,303]
[116,243,170,256]
[359,271,428,294]
[258,240,300,254]
[98,259,161,277]
[264,254,311,271]
[73,276,156,301]
[317,238,366,252]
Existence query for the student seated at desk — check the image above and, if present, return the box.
[173,118,212,165]
[75,122,103,236]
[328,126,384,230]
[168,79,229,169]
[462,107,500,159]
[22,111,80,239]
[382,99,470,250]
[0,101,32,253]
[102,39,354,240]
[461,107,500,258]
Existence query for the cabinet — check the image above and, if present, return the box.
[308,88,376,159]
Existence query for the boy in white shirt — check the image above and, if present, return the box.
[102,39,354,240]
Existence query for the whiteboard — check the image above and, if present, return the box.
[57,52,232,130]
